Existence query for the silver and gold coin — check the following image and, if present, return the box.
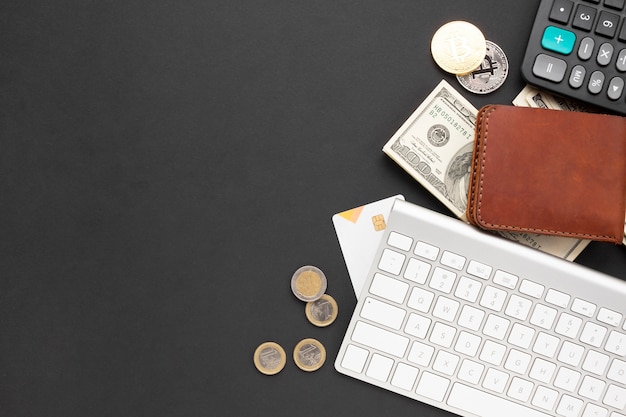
[293,338,326,372]
[305,294,338,327]
[457,40,509,94]
[253,341,287,375]
[290,265,327,302]
[431,21,487,75]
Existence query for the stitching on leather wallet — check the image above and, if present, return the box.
[474,106,614,240]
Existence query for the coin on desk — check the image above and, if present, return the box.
[293,338,326,372]
[253,341,287,375]
[431,21,486,75]
[305,294,338,327]
[457,40,509,94]
[291,265,327,302]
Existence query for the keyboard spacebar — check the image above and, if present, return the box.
[448,383,551,417]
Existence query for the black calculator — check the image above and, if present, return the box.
[521,0,626,115]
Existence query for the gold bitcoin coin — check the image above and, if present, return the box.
[253,341,287,375]
[305,294,338,327]
[431,21,487,75]
[290,265,327,302]
[293,338,326,372]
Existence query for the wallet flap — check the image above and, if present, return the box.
[466,105,626,243]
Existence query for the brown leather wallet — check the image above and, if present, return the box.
[466,105,626,244]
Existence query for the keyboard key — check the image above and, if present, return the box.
[546,288,570,308]
[555,312,583,338]
[414,241,439,260]
[407,287,435,313]
[508,323,535,349]
[403,258,431,284]
[340,344,369,373]
[366,353,394,382]
[448,382,553,417]
[457,304,485,331]
[407,340,434,366]
[550,0,574,23]
[493,270,519,289]
[505,294,532,321]
[542,26,577,54]
[440,251,466,271]
[369,273,409,304]
[559,340,585,366]
[483,314,510,340]
[572,298,597,317]
[578,36,595,60]
[457,359,484,384]
[556,394,584,417]
[454,331,482,357]
[533,53,567,82]
[519,279,544,299]
[433,350,460,376]
[554,366,581,391]
[416,371,449,402]
[605,330,626,356]
[589,70,606,94]
[607,76,624,100]
[390,362,419,391]
[504,349,532,374]
[597,42,614,66]
[455,276,482,302]
[598,307,623,327]
[580,322,608,347]
[429,267,456,294]
[582,349,610,375]
[480,340,506,366]
[480,285,508,311]
[429,322,456,348]
[507,376,534,402]
[574,4,597,31]
[596,10,620,38]
[432,296,460,322]
[361,297,406,330]
[482,368,509,394]
[603,384,626,409]
[533,332,560,358]
[579,375,606,401]
[530,303,558,329]
[351,321,409,358]
[387,231,413,251]
[466,260,492,279]
[607,358,626,383]
[532,386,559,411]
[582,404,608,417]
[378,248,405,275]
[404,312,432,339]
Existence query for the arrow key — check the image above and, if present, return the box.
[608,76,624,100]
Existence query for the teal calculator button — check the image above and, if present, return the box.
[541,26,576,55]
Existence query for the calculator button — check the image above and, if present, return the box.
[573,4,597,31]
[597,42,614,66]
[578,37,595,60]
[542,26,577,55]
[569,65,586,88]
[617,49,626,71]
[596,11,620,38]
[607,76,625,99]
[550,0,574,24]
[605,0,626,10]
[588,70,606,93]
[533,54,568,82]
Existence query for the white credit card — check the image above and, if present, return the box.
[332,195,404,296]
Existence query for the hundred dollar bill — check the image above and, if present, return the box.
[383,80,589,261]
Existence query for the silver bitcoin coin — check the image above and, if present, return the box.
[456,40,509,94]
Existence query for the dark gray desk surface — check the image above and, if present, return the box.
[2,1,625,416]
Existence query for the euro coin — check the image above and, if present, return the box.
[290,265,327,302]
[457,40,509,94]
[293,338,326,372]
[253,341,287,375]
[305,294,338,327]
[431,21,487,75]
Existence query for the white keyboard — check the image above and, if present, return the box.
[335,199,626,417]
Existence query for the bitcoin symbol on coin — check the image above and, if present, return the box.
[431,21,486,75]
